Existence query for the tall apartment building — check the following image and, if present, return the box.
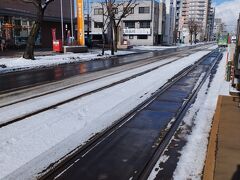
[174,0,182,43]
[0,0,73,48]
[213,18,227,40]
[90,0,166,46]
[207,7,215,41]
[159,1,166,44]
[214,18,223,35]
[178,0,214,43]
[163,0,175,45]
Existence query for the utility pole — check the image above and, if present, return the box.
[60,0,64,45]
[109,0,114,55]
[70,0,74,41]
[87,0,90,44]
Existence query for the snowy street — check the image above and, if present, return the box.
[0,45,230,180]
[1,0,239,179]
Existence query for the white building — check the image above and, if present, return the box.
[163,0,175,45]
[90,0,166,46]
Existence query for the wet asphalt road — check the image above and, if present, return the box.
[154,54,221,179]
[0,46,208,93]
[0,50,175,92]
[44,52,220,180]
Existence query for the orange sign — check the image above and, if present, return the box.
[77,0,85,46]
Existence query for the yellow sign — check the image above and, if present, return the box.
[77,0,85,46]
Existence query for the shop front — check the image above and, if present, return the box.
[0,16,41,48]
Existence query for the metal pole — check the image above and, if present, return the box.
[87,0,90,40]
[60,0,64,45]
[70,0,74,41]
[77,0,85,45]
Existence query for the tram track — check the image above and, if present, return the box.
[38,49,222,180]
[0,46,212,128]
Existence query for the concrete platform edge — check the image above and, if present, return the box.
[203,95,222,180]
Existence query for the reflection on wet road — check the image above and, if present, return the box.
[0,48,180,92]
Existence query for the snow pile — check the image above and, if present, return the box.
[0,51,211,179]
[148,155,170,179]
[133,43,212,51]
[208,45,218,50]
[0,50,135,73]
[173,52,228,179]
[0,56,179,125]
[133,46,177,51]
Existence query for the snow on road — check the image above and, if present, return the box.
[132,43,212,51]
[172,52,229,179]
[0,56,179,125]
[148,51,228,180]
[0,50,211,179]
[148,50,229,180]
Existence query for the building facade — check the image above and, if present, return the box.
[207,7,215,41]
[213,18,227,40]
[174,0,183,43]
[0,0,73,48]
[90,0,166,46]
[177,0,214,43]
[163,0,175,45]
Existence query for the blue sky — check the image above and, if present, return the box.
[214,0,240,32]
[214,0,227,5]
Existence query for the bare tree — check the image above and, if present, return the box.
[188,18,195,45]
[105,0,115,55]
[188,18,202,44]
[112,0,138,52]
[100,0,137,55]
[97,3,111,55]
[193,22,202,44]
[21,0,54,59]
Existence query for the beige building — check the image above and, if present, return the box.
[178,0,213,43]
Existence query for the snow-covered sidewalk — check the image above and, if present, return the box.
[0,50,211,180]
[0,50,135,73]
[0,43,214,74]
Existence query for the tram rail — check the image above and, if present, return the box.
[38,49,222,180]
[0,46,212,128]
[0,44,212,95]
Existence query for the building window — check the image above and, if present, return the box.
[94,8,103,15]
[139,7,150,14]
[139,21,150,28]
[125,21,135,28]
[94,22,103,28]
[113,8,118,14]
[137,35,148,39]
[129,7,134,14]
[124,7,134,14]
[22,20,28,26]
[14,20,21,26]
[129,35,134,39]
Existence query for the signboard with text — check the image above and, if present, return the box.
[123,28,151,35]
[77,0,85,46]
